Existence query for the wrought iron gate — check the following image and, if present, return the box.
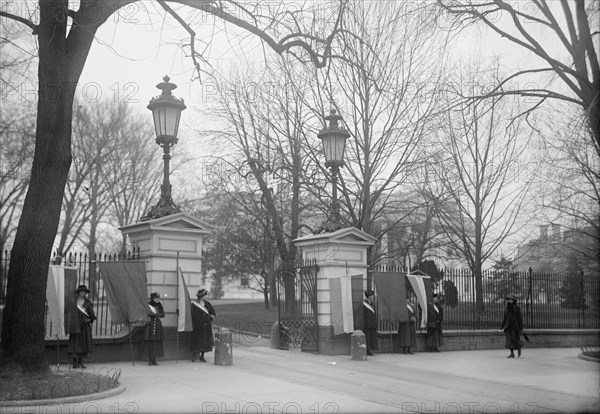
[277,258,319,352]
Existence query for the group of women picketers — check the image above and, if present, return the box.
[362,291,525,358]
[65,286,216,368]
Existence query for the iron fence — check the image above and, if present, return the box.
[1,248,141,339]
[436,268,599,331]
[374,267,599,333]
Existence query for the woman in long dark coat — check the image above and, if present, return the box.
[363,291,378,356]
[144,292,165,366]
[398,295,416,354]
[499,295,523,358]
[426,293,443,352]
[66,285,96,368]
[190,288,216,362]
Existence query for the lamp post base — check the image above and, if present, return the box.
[140,197,181,221]
[319,211,343,233]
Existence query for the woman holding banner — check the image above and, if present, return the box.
[398,294,416,354]
[144,292,165,366]
[363,290,378,356]
[426,293,443,352]
[66,285,96,368]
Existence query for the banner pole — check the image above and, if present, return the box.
[56,329,60,371]
[129,322,135,366]
[176,251,180,363]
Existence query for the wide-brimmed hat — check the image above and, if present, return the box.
[505,295,517,302]
[364,290,375,298]
[75,285,90,294]
[197,288,209,298]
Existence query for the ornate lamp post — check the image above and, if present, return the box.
[141,76,187,221]
[526,266,533,327]
[318,109,350,232]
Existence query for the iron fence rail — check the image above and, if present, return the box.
[439,268,599,331]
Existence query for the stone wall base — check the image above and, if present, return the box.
[378,329,600,354]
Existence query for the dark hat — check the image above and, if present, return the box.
[432,293,439,298]
[75,285,90,294]
[197,288,209,298]
[505,295,517,302]
[364,290,375,297]
[150,292,160,299]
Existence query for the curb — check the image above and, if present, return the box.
[578,353,600,363]
[0,384,126,407]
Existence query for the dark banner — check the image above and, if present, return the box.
[373,272,408,322]
[98,262,148,325]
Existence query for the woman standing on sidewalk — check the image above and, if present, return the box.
[363,291,378,356]
[66,285,96,368]
[499,295,524,358]
[190,289,216,362]
[398,294,416,354]
[144,292,165,366]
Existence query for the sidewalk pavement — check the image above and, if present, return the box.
[5,344,599,414]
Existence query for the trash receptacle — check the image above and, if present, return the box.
[214,328,233,366]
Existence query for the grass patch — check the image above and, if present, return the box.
[212,300,278,337]
[0,370,120,401]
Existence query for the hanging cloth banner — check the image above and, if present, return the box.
[372,271,407,322]
[406,272,431,328]
[46,265,66,337]
[98,262,148,325]
[351,275,364,331]
[329,274,355,335]
[177,267,193,332]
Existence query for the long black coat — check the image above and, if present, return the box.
[144,301,165,342]
[501,303,523,349]
[363,300,378,351]
[190,300,216,353]
[398,304,416,347]
[426,301,443,348]
[66,297,96,356]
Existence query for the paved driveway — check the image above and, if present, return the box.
[4,346,598,413]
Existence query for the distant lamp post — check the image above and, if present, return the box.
[141,76,187,221]
[318,109,350,232]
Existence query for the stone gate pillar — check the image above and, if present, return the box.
[293,227,376,355]
[120,212,212,328]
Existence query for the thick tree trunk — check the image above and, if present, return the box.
[1,81,74,373]
[0,0,100,373]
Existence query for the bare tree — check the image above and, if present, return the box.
[432,71,535,313]
[201,58,322,308]
[0,19,36,254]
[436,0,600,161]
[310,1,448,276]
[106,121,162,251]
[0,114,34,255]
[534,106,600,273]
[0,0,347,373]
